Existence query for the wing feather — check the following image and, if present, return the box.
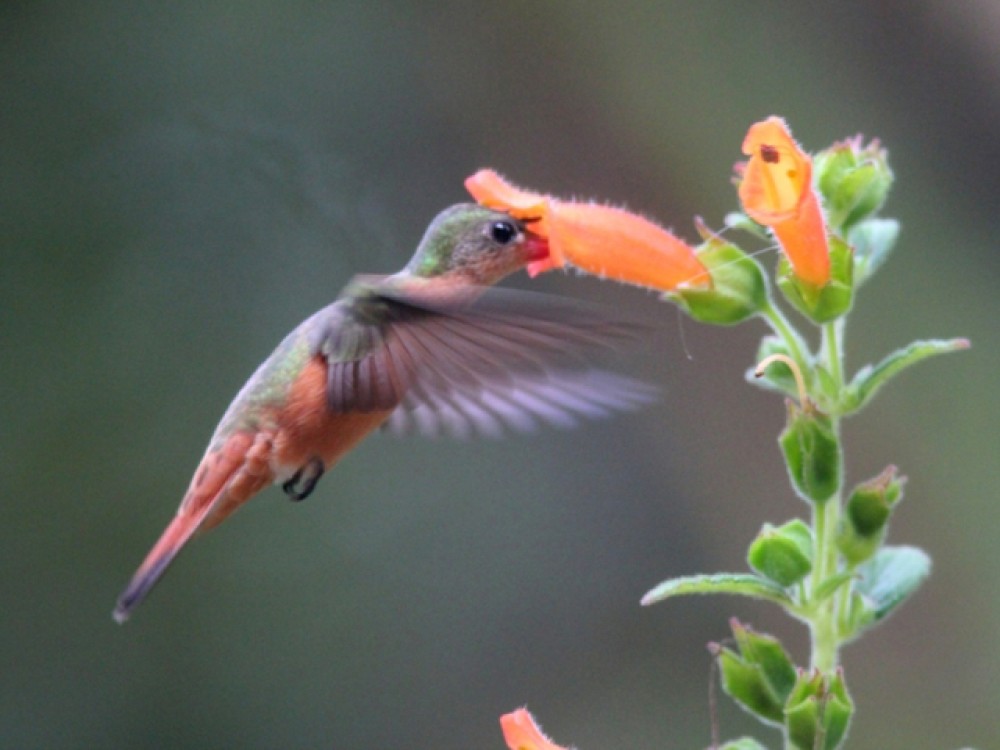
[313,283,657,436]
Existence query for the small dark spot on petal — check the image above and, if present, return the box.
[761,144,780,163]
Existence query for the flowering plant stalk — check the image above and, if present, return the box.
[474,116,968,750]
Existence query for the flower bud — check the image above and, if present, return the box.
[748,519,814,587]
[814,136,893,232]
[784,669,853,750]
[837,466,905,564]
[665,233,768,325]
[716,620,797,726]
[779,401,842,504]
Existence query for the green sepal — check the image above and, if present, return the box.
[843,338,970,414]
[814,137,893,232]
[779,401,842,504]
[784,669,853,750]
[731,620,798,706]
[665,236,769,325]
[853,545,931,626]
[837,466,905,565]
[717,620,797,726]
[747,336,800,398]
[724,210,770,240]
[719,739,769,750]
[640,573,793,608]
[777,236,854,323]
[719,648,785,726]
[850,218,899,286]
[747,519,814,587]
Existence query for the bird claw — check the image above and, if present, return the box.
[282,457,325,501]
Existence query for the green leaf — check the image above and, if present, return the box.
[812,572,855,604]
[640,573,793,607]
[724,211,770,240]
[854,545,931,623]
[845,338,970,413]
[850,218,899,285]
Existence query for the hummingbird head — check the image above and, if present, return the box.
[404,204,549,286]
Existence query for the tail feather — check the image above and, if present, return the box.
[113,507,212,624]
[113,431,273,623]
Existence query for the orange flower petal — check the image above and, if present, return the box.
[465,170,710,291]
[547,201,710,289]
[738,117,830,287]
[772,189,829,288]
[500,709,568,750]
[465,169,548,216]
[739,116,812,223]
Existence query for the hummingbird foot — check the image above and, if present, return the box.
[282,457,325,502]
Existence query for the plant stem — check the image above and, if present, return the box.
[822,319,846,396]
[810,318,847,673]
[809,493,841,672]
[761,301,811,375]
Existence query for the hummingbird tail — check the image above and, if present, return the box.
[112,509,209,624]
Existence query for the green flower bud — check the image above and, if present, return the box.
[837,466,906,565]
[779,401,842,504]
[748,519,814,587]
[665,234,768,325]
[777,235,854,323]
[814,136,893,232]
[784,669,853,750]
[716,619,798,726]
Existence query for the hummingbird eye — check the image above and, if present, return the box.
[488,220,518,246]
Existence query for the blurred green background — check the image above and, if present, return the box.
[3,2,997,748]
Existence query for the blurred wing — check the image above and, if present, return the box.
[384,367,658,439]
[313,285,657,436]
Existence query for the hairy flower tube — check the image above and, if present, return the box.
[500,709,569,750]
[466,169,710,291]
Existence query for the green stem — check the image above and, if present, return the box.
[810,494,841,672]
[810,318,847,673]
[822,319,846,394]
[761,300,811,374]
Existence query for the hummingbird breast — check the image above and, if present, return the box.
[271,355,395,480]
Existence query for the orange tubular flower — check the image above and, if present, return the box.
[466,169,710,291]
[500,709,569,750]
[738,117,830,288]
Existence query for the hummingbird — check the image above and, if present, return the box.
[113,203,654,623]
